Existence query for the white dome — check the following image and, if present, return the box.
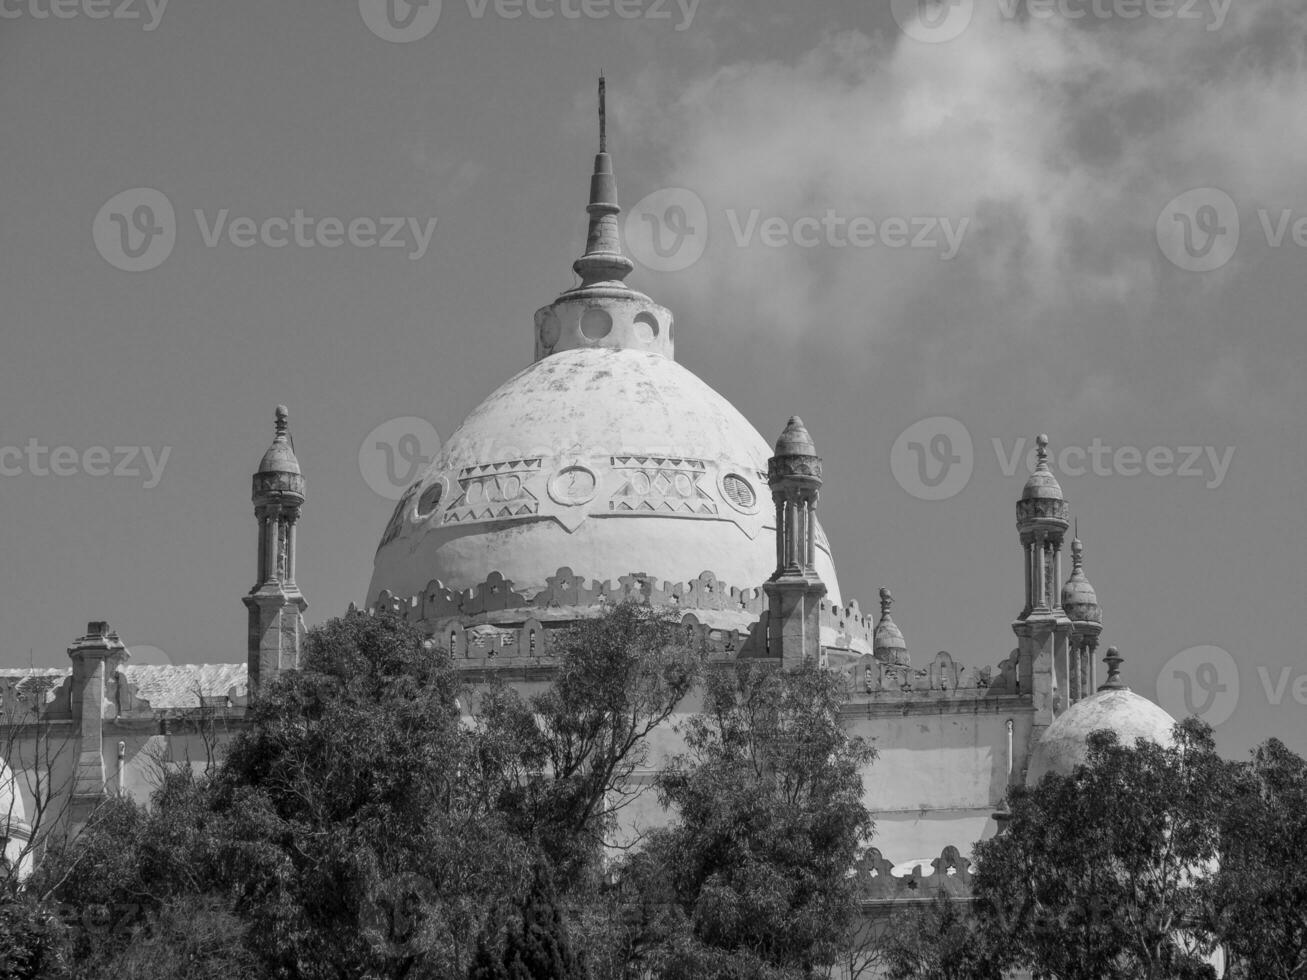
[368,347,842,606]
[1028,687,1177,784]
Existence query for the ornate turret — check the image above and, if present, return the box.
[1062,531,1104,702]
[1015,435,1071,620]
[532,77,675,361]
[1012,434,1073,732]
[873,588,910,666]
[243,406,307,699]
[764,417,827,666]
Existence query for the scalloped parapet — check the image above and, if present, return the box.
[355,569,1022,691]
[849,845,975,904]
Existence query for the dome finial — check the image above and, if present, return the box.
[275,405,289,439]
[1036,433,1049,466]
[1098,646,1128,691]
[572,75,634,287]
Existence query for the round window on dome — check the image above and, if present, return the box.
[633,312,659,343]
[580,308,613,341]
[721,473,757,512]
[414,481,445,520]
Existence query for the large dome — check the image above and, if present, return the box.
[368,347,842,606]
[1027,686,1177,784]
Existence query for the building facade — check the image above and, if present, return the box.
[0,98,1177,901]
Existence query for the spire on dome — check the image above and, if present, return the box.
[1098,646,1128,691]
[573,74,634,288]
[873,587,910,665]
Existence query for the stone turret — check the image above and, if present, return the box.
[1062,532,1104,700]
[764,416,827,666]
[1012,434,1074,748]
[242,406,307,699]
[67,621,130,827]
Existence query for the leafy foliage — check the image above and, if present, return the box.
[1205,737,1307,980]
[972,717,1227,980]
[635,659,875,978]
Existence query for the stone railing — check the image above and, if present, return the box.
[850,845,976,905]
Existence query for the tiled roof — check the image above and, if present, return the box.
[121,664,247,710]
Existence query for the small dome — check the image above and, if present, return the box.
[1061,537,1102,624]
[873,588,909,665]
[774,416,817,458]
[1028,649,1176,783]
[257,406,300,476]
[1021,434,1063,501]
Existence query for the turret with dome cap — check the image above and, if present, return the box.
[873,588,910,666]
[244,406,307,699]
[1062,528,1104,698]
[1015,434,1071,620]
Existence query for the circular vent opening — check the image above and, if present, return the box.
[722,474,756,510]
[580,308,613,340]
[415,482,444,519]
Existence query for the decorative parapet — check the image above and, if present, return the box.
[846,648,1023,697]
[356,569,1022,688]
[849,845,975,906]
[360,568,770,627]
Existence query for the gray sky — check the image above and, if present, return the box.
[1,0,1303,758]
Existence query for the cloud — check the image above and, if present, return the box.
[618,1,1307,419]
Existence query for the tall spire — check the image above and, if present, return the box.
[573,74,634,287]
